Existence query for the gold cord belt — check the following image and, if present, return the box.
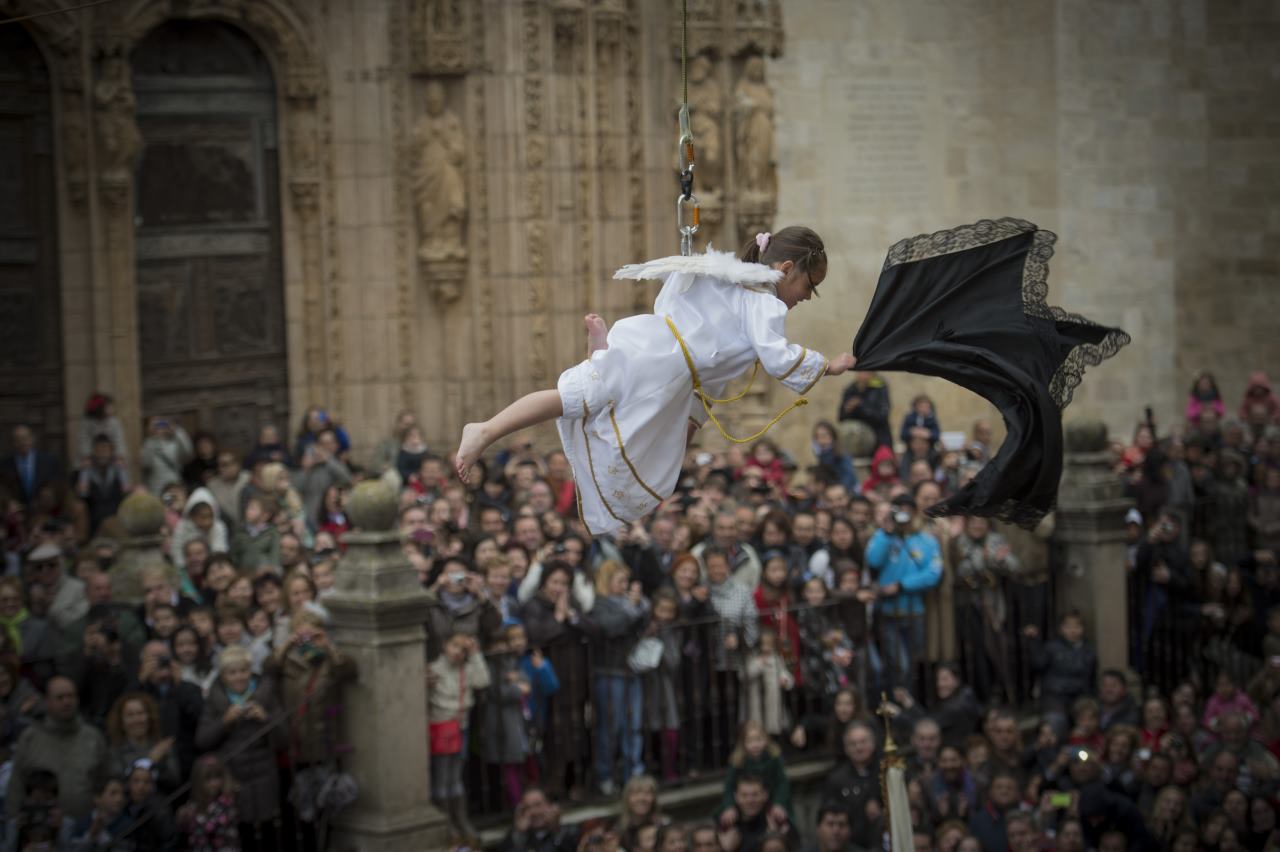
[664,315,809,444]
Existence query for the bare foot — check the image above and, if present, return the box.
[585,313,609,355]
[455,422,489,482]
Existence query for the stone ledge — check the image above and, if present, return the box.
[477,759,833,848]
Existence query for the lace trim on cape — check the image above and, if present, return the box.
[614,247,782,291]
[882,217,1132,411]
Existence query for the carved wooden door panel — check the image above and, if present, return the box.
[0,26,64,457]
[132,21,287,453]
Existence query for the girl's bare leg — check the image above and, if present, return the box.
[585,314,609,355]
[455,389,563,480]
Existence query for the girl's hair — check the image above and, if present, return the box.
[729,719,781,767]
[189,754,238,808]
[669,551,700,581]
[106,692,162,746]
[594,560,629,597]
[654,824,688,852]
[651,588,678,613]
[0,576,23,603]
[284,570,319,609]
[172,625,213,674]
[1190,371,1220,398]
[739,226,827,279]
[616,774,661,833]
[537,561,573,591]
[760,510,792,541]
[218,645,253,673]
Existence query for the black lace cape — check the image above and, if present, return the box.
[851,218,1130,528]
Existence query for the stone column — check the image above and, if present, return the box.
[325,481,446,852]
[1052,420,1132,672]
[112,492,170,605]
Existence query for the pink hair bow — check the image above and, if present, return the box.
[755,232,771,252]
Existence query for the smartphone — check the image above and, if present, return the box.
[1049,792,1072,808]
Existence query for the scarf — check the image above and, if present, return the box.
[226,678,258,706]
[0,608,29,655]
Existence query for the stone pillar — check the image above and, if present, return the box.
[1052,420,1132,672]
[325,481,446,852]
[112,492,170,605]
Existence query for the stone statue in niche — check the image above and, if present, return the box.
[93,55,142,200]
[685,53,723,199]
[733,55,775,198]
[412,80,468,271]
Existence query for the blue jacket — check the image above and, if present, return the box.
[518,652,561,730]
[864,528,942,616]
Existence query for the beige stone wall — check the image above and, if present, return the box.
[764,0,1280,460]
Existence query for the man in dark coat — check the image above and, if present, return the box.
[1098,670,1140,732]
[718,773,799,852]
[1078,782,1156,852]
[821,721,881,850]
[966,771,1022,852]
[838,373,892,450]
[500,787,580,852]
[132,640,204,781]
[1,425,62,508]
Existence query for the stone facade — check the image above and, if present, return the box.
[2,0,1276,469]
[768,0,1280,454]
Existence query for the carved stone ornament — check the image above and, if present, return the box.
[411,0,472,75]
[93,53,142,207]
[421,258,466,304]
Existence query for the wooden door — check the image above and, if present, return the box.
[0,25,63,456]
[131,20,287,453]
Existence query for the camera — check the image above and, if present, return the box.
[448,571,467,585]
[156,655,171,668]
[97,624,119,644]
[892,510,911,526]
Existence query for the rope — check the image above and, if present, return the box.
[681,0,688,108]
[665,316,809,444]
[0,0,120,26]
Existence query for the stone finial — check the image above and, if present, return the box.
[117,491,166,537]
[346,479,399,532]
[1064,419,1109,454]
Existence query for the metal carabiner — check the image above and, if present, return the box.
[677,192,700,256]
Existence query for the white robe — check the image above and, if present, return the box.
[556,250,828,535]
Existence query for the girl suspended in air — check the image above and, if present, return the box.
[455,227,856,535]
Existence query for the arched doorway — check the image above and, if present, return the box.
[0,25,63,456]
[131,20,288,453]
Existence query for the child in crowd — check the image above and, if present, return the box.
[176,755,240,852]
[482,624,535,808]
[189,605,217,646]
[643,590,684,783]
[231,494,281,575]
[1203,670,1259,731]
[428,632,491,844]
[171,488,229,572]
[312,559,337,597]
[744,628,794,738]
[11,770,75,852]
[120,759,177,850]
[1033,610,1098,728]
[719,720,792,826]
[70,775,128,851]
[150,603,181,642]
[743,440,786,490]
[172,624,218,696]
[1068,697,1106,754]
[509,623,558,783]
[246,607,274,669]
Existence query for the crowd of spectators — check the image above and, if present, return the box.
[0,367,1277,852]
